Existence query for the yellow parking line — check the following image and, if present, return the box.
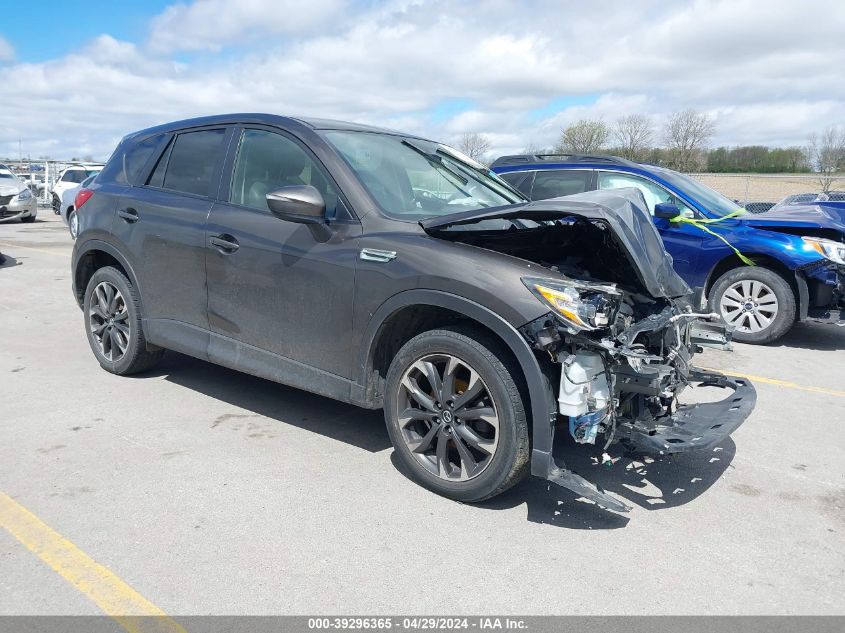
[703,368,845,398]
[0,491,186,633]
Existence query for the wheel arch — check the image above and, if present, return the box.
[72,240,141,309]
[356,290,557,475]
[706,253,810,327]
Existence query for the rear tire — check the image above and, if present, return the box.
[83,266,164,375]
[709,266,796,344]
[384,325,529,502]
[68,210,78,238]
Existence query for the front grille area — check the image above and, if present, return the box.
[0,194,14,205]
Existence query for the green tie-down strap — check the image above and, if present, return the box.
[670,209,756,266]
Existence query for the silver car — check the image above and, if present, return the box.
[0,164,38,223]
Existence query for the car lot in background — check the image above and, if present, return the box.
[492,154,845,344]
[59,173,97,238]
[50,163,102,214]
[0,211,843,614]
[0,163,38,223]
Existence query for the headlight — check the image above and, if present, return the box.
[803,237,845,265]
[16,188,33,201]
[523,276,620,331]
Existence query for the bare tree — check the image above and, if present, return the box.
[663,109,716,172]
[456,132,492,163]
[806,127,845,192]
[614,114,653,161]
[555,119,610,154]
[522,141,551,155]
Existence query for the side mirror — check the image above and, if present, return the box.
[266,185,326,224]
[654,202,681,219]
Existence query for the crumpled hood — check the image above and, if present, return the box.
[739,204,845,233]
[421,188,692,299]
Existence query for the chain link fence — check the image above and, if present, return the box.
[689,173,845,209]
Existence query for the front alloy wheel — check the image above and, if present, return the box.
[709,266,796,344]
[718,279,778,333]
[397,354,499,481]
[89,281,130,361]
[384,326,529,502]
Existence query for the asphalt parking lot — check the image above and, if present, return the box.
[1,211,843,616]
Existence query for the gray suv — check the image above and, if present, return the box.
[71,114,755,511]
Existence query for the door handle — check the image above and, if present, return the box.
[118,208,139,223]
[209,234,240,253]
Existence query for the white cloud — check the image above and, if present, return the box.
[1,0,843,160]
[148,0,349,52]
[0,36,14,61]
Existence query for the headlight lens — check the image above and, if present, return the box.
[523,276,620,331]
[16,188,33,201]
[803,237,845,265]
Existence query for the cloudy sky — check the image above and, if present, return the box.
[1,0,843,161]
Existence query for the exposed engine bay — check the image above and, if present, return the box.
[422,189,757,511]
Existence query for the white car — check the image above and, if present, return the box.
[0,164,37,223]
[51,164,102,214]
[60,174,97,238]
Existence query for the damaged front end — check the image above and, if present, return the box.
[422,189,757,512]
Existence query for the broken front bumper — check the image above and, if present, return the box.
[619,370,756,454]
[540,369,755,513]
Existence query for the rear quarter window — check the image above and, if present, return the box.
[532,170,592,200]
[98,133,167,186]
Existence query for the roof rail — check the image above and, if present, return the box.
[490,153,639,169]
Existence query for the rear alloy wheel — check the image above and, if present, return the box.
[710,267,796,344]
[83,266,164,374]
[68,210,78,238]
[384,326,529,502]
[89,281,130,362]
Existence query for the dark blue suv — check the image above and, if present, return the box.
[492,154,845,344]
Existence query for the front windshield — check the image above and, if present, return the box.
[653,166,745,217]
[323,131,525,220]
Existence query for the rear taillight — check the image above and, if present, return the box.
[74,188,93,209]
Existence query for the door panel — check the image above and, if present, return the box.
[205,128,360,378]
[109,127,229,331]
[112,187,211,328]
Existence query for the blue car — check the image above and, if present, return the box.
[491,154,845,343]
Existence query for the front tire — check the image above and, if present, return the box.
[709,266,796,344]
[83,266,164,375]
[52,194,61,214]
[20,214,35,223]
[384,325,529,502]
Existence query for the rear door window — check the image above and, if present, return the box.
[152,129,226,197]
[531,170,592,200]
[62,170,86,183]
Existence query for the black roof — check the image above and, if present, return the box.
[490,153,640,169]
